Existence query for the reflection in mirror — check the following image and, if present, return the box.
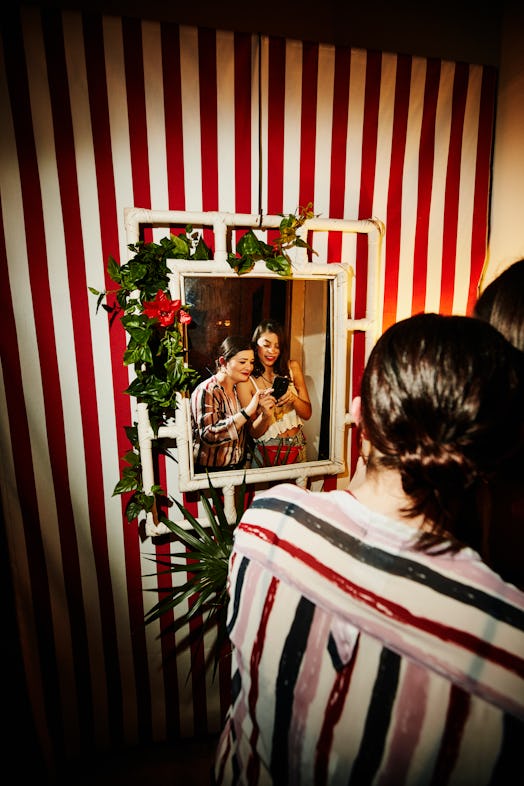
[123,209,385,532]
[167,261,349,492]
[184,276,331,464]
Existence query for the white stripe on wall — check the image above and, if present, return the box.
[425,61,455,313]
[453,64,483,314]
[216,30,237,212]
[282,39,303,213]
[62,10,112,747]
[396,56,427,322]
[103,15,136,265]
[312,42,336,262]
[180,25,203,211]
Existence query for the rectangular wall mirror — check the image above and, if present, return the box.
[125,208,384,532]
[166,260,350,492]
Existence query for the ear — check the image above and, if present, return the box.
[350,396,362,426]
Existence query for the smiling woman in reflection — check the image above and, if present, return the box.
[237,319,312,466]
[190,336,272,472]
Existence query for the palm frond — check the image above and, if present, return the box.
[144,476,247,680]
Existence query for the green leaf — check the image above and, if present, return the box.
[125,495,145,521]
[235,229,272,259]
[166,233,191,258]
[124,424,138,445]
[122,449,140,467]
[165,505,210,549]
[226,253,255,275]
[123,344,154,366]
[194,235,213,260]
[113,472,140,495]
[124,324,153,343]
[279,214,294,230]
[96,292,106,313]
[201,476,230,530]
[107,255,121,284]
[265,255,292,277]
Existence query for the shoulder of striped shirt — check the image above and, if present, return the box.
[247,483,524,608]
[237,484,524,717]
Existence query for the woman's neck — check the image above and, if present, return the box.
[216,370,234,395]
[349,466,423,528]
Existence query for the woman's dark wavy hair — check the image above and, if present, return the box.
[474,258,524,352]
[360,313,524,555]
[251,319,290,378]
[214,335,253,371]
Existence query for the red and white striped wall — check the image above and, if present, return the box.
[0,4,496,772]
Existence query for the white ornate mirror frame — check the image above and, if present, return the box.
[123,208,384,535]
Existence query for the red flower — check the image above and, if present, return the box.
[178,309,192,325]
[142,290,182,327]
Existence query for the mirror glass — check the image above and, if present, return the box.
[168,261,350,492]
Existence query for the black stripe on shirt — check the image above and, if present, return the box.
[348,646,401,785]
[271,595,315,782]
[249,496,524,630]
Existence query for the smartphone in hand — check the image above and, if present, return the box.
[272,376,290,399]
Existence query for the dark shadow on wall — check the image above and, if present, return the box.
[0,496,49,780]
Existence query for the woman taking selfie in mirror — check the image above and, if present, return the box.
[238,319,312,466]
[190,336,273,472]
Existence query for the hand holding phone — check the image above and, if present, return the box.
[272,375,290,399]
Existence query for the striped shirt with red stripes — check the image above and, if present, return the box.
[214,483,524,785]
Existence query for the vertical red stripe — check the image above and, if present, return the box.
[180,491,208,732]
[358,51,381,221]
[2,7,66,763]
[154,457,181,738]
[327,46,351,263]
[356,50,382,322]
[162,22,186,211]
[267,37,286,215]
[439,62,469,314]
[430,686,470,785]
[42,8,103,748]
[352,52,382,477]
[315,639,358,784]
[234,32,255,212]
[411,59,441,314]
[382,54,412,331]
[466,66,497,315]
[123,17,151,209]
[199,27,219,216]
[298,42,319,209]
[246,575,279,784]
[84,12,151,743]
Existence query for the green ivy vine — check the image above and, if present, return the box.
[90,205,316,524]
[89,205,316,674]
